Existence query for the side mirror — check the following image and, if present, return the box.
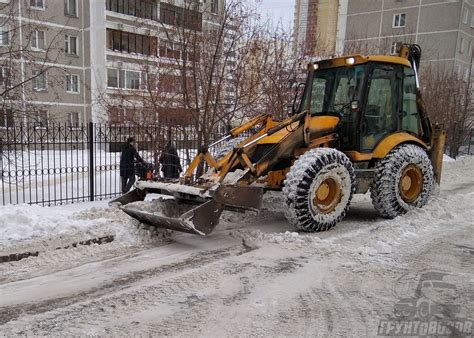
[351,100,360,113]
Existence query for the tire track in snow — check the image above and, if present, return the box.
[0,245,250,328]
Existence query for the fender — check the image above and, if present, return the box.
[373,132,428,159]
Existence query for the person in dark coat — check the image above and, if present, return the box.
[120,137,145,193]
[159,142,182,179]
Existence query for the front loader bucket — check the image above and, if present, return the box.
[122,199,224,235]
[110,188,147,206]
[121,186,263,236]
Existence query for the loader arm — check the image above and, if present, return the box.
[183,113,273,179]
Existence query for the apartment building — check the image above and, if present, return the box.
[0,0,224,127]
[343,0,474,80]
[0,0,90,127]
[293,0,348,57]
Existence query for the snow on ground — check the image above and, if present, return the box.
[0,156,472,336]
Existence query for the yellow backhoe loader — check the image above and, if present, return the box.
[113,44,446,236]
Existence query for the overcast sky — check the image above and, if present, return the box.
[257,0,295,29]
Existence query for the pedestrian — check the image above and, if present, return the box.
[120,137,145,193]
[159,141,182,179]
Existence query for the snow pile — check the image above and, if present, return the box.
[0,203,106,245]
[0,201,168,249]
[443,154,455,162]
[355,190,474,260]
[269,231,305,244]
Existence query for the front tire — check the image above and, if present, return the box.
[371,144,434,218]
[283,148,356,232]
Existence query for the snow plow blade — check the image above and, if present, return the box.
[121,186,263,236]
[121,199,223,235]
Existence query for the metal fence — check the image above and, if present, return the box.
[1,123,472,207]
[459,129,474,156]
[0,122,216,206]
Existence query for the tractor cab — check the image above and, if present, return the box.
[298,53,429,159]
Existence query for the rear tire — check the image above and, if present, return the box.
[283,148,356,232]
[370,144,434,218]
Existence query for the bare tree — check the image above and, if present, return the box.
[421,64,473,158]
[97,0,301,175]
[99,2,297,130]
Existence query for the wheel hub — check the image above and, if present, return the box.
[312,177,341,214]
[399,164,423,203]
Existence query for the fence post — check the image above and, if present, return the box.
[88,122,94,201]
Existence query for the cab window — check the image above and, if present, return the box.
[310,77,330,113]
[303,65,367,116]
[402,67,420,135]
[361,65,400,151]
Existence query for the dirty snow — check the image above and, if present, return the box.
[0,156,473,336]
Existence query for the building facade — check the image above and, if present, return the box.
[0,0,92,127]
[343,0,473,80]
[293,0,348,57]
[0,0,224,127]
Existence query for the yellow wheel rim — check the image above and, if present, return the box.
[312,177,341,214]
[399,164,423,203]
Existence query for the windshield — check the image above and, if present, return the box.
[301,65,367,116]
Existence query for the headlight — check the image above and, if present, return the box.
[346,57,355,65]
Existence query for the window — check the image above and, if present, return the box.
[159,41,181,59]
[65,0,77,17]
[0,67,11,87]
[0,25,9,46]
[33,110,48,127]
[160,3,203,31]
[32,70,47,91]
[107,68,141,89]
[402,67,420,135]
[211,0,218,14]
[471,13,474,28]
[390,41,402,55]
[66,74,79,93]
[462,8,468,24]
[460,37,466,53]
[125,70,140,89]
[31,30,46,50]
[107,68,118,87]
[68,111,79,128]
[30,0,44,9]
[65,35,78,55]
[393,13,406,28]
[362,65,400,151]
[108,107,126,125]
[106,29,157,56]
[106,0,158,20]
[0,109,13,128]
